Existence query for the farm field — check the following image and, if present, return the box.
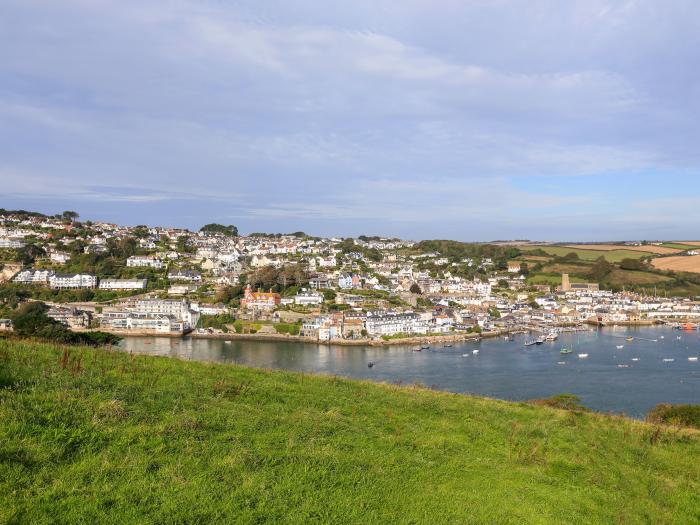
[540,263,593,276]
[519,245,645,262]
[669,241,700,247]
[564,244,681,255]
[652,255,700,274]
[515,255,550,262]
[660,242,700,251]
[606,269,673,286]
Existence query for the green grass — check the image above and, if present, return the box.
[520,245,646,262]
[1,340,700,524]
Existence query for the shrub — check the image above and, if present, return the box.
[647,404,700,429]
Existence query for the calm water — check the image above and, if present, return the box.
[120,326,700,417]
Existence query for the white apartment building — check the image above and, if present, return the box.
[99,278,148,290]
[0,238,25,249]
[365,311,429,337]
[133,299,199,329]
[49,273,98,289]
[14,269,54,284]
[100,311,186,333]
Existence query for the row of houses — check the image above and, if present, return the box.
[301,310,448,340]
[14,270,147,290]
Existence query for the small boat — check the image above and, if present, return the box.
[462,353,470,357]
[443,344,453,348]
[626,337,634,342]
[367,362,375,368]
[616,345,624,349]
[689,357,699,362]
[557,361,566,365]
[412,347,422,352]
[472,349,480,355]
[578,353,589,359]
[662,358,675,363]
[420,345,430,350]
[535,337,545,345]
[224,340,232,344]
[677,336,682,340]
[560,348,572,355]
[617,364,630,368]
[631,358,639,362]
[545,332,558,342]
[524,340,537,347]
[660,336,665,339]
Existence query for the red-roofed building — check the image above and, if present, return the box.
[241,284,281,311]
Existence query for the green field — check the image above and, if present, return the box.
[661,243,700,251]
[2,340,699,524]
[519,245,645,262]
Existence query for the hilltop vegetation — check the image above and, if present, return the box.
[1,340,699,524]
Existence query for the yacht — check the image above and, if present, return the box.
[545,332,558,342]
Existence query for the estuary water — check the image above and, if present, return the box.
[120,326,700,417]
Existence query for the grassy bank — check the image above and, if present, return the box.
[1,340,699,524]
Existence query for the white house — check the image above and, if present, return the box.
[168,270,201,282]
[338,273,353,289]
[126,255,164,269]
[49,252,71,264]
[294,290,324,306]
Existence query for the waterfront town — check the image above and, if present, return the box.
[1,209,700,344]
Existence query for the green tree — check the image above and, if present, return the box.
[61,210,79,222]
[590,257,614,281]
[200,224,239,237]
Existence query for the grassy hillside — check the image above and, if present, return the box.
[1,340,700,524]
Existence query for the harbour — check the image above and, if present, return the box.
[120,325,700,418]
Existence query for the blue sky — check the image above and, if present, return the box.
[1,0,699,240]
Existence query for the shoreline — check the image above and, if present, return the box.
[187,329,508,346]
[84,321,675,346]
